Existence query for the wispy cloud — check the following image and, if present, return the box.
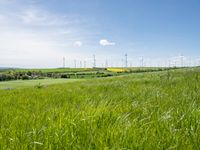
[99,39,115,46]
[0,3,91,67]
[18,7,74,27]
[0,1,129,68]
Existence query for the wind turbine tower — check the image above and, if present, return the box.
[125,53,128,68]
[84,61,86,68]
[63,57,65,68]
[180,54,184,67]
[93,55,96,68]
[74,60,77,68]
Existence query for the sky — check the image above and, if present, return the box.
[0,0,200,68]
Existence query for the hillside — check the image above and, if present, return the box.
[0,68,200,149]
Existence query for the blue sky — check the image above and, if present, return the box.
[0,0,200,68]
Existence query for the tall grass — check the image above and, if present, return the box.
[0,68,200,149]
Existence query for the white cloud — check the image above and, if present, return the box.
[99,39,115,46]
[0,2,106,68]
[73,41,82,47]
[0,4,89,68]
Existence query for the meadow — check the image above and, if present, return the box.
[0,67,175,82]
[0,79,81,90]
[0,67,200,149]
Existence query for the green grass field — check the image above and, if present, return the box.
[0,68,200,149]
[0,79,82,90]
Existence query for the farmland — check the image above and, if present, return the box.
[0,67,176,82]
[0,67,200,149]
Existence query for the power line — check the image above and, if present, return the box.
[59,55,199,68]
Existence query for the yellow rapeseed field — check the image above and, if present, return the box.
[107,68,128,72]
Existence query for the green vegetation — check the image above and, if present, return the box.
[0,79,81,90]
[0,68,200,149]
[0,68,112,81]
[0,67,177,82]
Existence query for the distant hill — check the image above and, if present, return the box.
[0,67,17,72]
[0,67,9,70]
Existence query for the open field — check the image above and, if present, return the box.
[0,68,200,149]
[0,79,81,90]
[1,67,173,73]
[0,67,180,82]
[0,68,96,73]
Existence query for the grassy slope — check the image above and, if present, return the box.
[0,68,200,149]
[0,79,81,89]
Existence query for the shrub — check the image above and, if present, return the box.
[0,73,15,81]
[21,75,29,80]
[61,74,70,78]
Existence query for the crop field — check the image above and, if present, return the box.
[1,67,175,82]
[1,67,172,74]
[0,67,200,149]
[107,67,169,73]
